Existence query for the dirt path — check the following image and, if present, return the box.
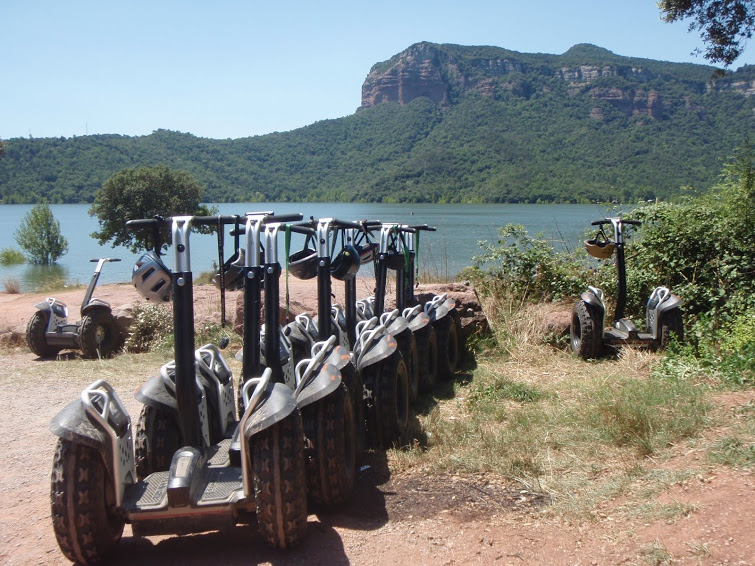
[0,287,753,565]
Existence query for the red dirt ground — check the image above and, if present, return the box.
[0,285,753,565]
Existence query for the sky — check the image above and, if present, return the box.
[2,0,753,141]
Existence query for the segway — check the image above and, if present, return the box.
[48,215,310,566]
[26,257,123,358]
[571,217,684,359]
[287,218,409,449]
[400,223,462,381]
[257,216,358,507]
[357,223,421,402]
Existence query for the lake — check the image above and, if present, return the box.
[0,203,617,292]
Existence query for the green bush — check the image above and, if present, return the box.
[0,247,25,265]
[464,223,608,304]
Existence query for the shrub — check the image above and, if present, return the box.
[0,248,25,265]
[124,303,173,353]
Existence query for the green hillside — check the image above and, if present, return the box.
[1,43,753,204]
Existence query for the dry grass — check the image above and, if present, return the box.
[2,278,21,294]
[388,300,723,524]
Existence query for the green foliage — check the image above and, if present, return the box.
[658,0,755,66]
[0,247,25,265]
[14,203,69,264]
[124,303,173,353]
[626,140,755,326]
[90,165,216,252]
[0,45,752,205]
[464,224,604,304]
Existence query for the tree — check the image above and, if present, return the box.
[90,165,215,252]
[14,203,69,264]
[658,0,755,66]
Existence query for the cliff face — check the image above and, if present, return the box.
[361,42,753,121]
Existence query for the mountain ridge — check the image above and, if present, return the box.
[1,43,753,205]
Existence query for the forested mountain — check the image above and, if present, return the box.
[2,42,754,204]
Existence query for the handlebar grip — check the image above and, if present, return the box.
[126,217,165,229]
[191,215,241,226]
[623,219,641,226]
[409,224,436,232]
[263,213,304,224]
[591,219,609,226]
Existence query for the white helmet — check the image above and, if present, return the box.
[132,252,172,302]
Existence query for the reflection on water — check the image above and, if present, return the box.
[2,263,71,293]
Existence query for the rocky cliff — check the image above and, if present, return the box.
[361,42,754,121]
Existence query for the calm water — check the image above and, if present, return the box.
[0,203,615,292]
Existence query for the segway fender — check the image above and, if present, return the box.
[244,382,298,439]
[581,289,605,316]
[284,321,311,351]
[135,374,178,411]
[50,398,110,452]
[81,300,112,316]
[425,302,450,323]
[405,310,431,332]
[651,293,684,339]
[324,344,353,371]
[357,333,398,370]
[33,301,51,313]
[295,362,341,409]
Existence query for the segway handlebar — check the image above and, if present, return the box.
[406,224,436,232]
[89,258,121,263]
[591,218,641,227]
[228,213,305,236]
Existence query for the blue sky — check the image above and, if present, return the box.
[2,0,752,141]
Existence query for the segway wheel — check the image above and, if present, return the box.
[450,308,465,363]
[363,351,410,448]
[571,300,602,360]
[79,309,122,359]
[436,316,460,380]
[302,383,357,507]
[340,361,366,458]
[659,308,684,350]
[134,404,182,480]
[26,311,61,358]
[417,325,438,393]
[253,411,308,549]
[405,332,420,403]
[50,438,124,565]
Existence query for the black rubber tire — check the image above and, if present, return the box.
[50,438,124,565]
[417,325,438,394]
[134,404,182,481]
[404,332,420,403]
[571,300,602,360]
[659,308,684,350]
[340,361,366,458]
[363,351,410,448]
[26,311,61,358]
[253,411,308,549]
[302,383,357,507]
[435,316,460,380]
[79,309,122,359]
[450,308,465,363]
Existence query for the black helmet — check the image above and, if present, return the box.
[212,248,245,291]
[331,244,360,281]
[132,251,172,302]
[289,246,317,280]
